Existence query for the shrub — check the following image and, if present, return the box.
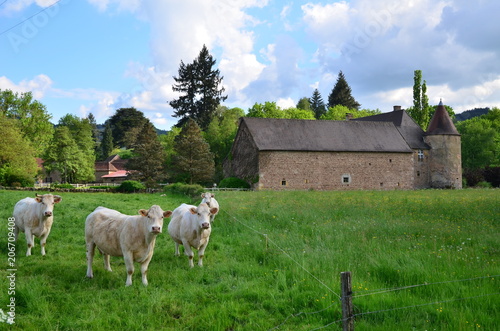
[219,177,250,189]
[164,183,204,198]
[475,181,492,188]
[51,183,74,189]
[117,180,145,193]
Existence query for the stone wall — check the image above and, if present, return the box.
[424,135,462,189]
[257,151,415,190]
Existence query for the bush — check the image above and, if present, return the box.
[219,177,250,189]
[117,180,146,193]
[164,183,204,198]
[475,181,492,188]
[51,183,74,189]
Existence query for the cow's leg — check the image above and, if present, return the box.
[24,229,34,256]
[174,242,181,256]
[123,252,134,286]
[140,260,150,286]
[86,241,96,278]
[14,225,19,241]
[39,228,52,256]
[197,237,210,267]
[182,239,194,268]
[103,254,112,272]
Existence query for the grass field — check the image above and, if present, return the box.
[0,189,498,330]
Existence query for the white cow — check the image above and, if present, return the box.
[168,203,218,268]
[13,194,62,256]
[201,192,219,223]
[85,205,172,286]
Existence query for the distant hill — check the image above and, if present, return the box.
[455,108,489,122]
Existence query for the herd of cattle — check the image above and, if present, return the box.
[12,192,219,286]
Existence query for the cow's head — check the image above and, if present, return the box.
[201,192,215,206]
[35,194,62,218]
[139,205,172,234]
[189,203,218,230]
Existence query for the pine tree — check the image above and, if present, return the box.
[126,121,166,187]
[309,89,326,119]
[170,45,227,130]
[107,107,149,148]
[173,118,215,184]
[327,71,361,110]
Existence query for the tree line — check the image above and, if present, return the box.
[1,47,498,188]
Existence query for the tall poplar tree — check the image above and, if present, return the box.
[173,118,214,184]
[407,70,431,129]
[170,45,227,130]
[327,71,361,110]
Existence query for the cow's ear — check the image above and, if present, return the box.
[139,209,148,216]
[211,193,215,198]
[189,207,197,215]
[210,207,218,215]
[35,194,42,203]
[54,195,62,203]
[201,193,205,198]
[163,210,172,218]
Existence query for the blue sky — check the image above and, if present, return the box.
[1,0,499,130]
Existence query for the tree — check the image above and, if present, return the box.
[126,121,166,187]
[100,122,114,160]
[0,113,38,186]
[320,105,381,120]
[107,107,149,148]
[173,118,215,184]
[327,71,361,110]
[407,70,432,129]
[0,89,54,156]
[43,126,84,183]
[296,97,311,111]
[456,108,500,170]
[309,89,327,119]
[170,45,228,130]
[87,112,100,157]
[204,106,244,182]
[58,114,96,182]
[283,107,316,119]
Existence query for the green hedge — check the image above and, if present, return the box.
[219,177,250,189]
[116,180,146,193]
[164,183,204,198]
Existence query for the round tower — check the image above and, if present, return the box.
[424,100,462,189]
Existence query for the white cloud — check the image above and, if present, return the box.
[0,74,52,99]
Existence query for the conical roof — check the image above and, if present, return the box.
[425,100,460,135]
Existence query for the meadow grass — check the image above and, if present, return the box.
[0,189,498,330]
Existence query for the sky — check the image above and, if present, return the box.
[1,0,499,130]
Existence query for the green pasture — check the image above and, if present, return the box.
[0,189,498,330]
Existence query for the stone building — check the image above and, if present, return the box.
[223,102,461,190]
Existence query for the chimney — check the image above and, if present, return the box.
[345,113,353,120]
[393,105,402,111]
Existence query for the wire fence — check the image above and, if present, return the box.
[221,208,499,330]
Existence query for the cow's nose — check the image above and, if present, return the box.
[201,222,210,229]
[44,211,52,217]
[152,226,161,233]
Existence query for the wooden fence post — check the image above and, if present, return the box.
[341,271,354,331]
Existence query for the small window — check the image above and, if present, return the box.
[281,180,287,186]
[418,150,424,162]
[341,174,351,184]
[417,171,421,177]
